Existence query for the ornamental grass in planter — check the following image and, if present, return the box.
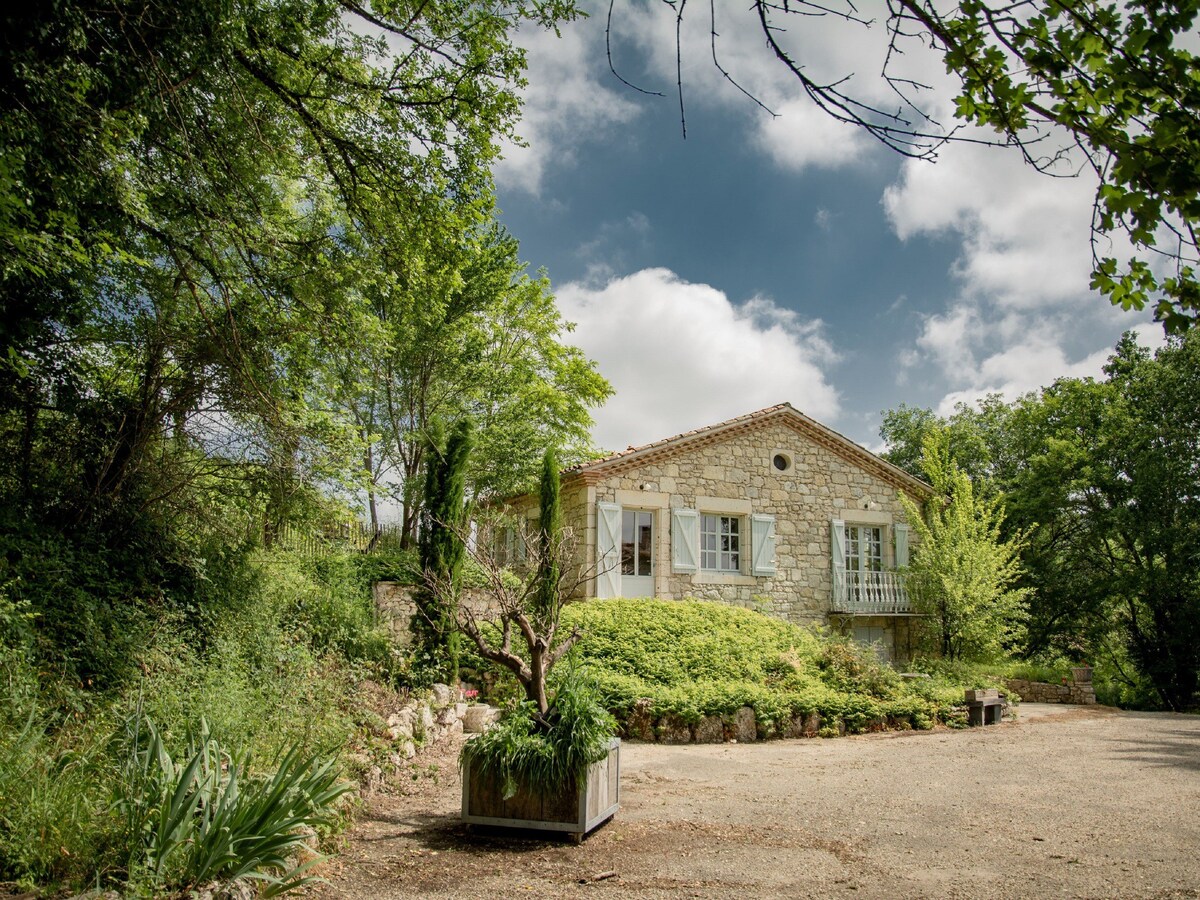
[454,450,620,838]
[460,676,619,837]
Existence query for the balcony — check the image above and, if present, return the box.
[831,570,913,615]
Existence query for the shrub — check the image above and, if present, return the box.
[460,673,615,800]
[115,716,349,896]
[561,598,961,735]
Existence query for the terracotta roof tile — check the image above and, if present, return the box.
[563,401,930,497]
[564,403,793,473]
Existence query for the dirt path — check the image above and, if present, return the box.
[308,705,1200,899]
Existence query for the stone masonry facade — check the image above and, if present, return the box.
[555,406,928,632]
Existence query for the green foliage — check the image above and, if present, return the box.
[0,664,114,888]
[115,715,348,896]
[926,0,1200,330]
[889,331,1200,709]
[899,429,1031,662]
[535,448,562,626]
[460,673,615,799]
[560,599,964,733]
[345,224,612,543]
[414,420,473,684]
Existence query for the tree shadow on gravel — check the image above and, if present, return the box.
[1105,729,1200,774]
[356,807,593,855]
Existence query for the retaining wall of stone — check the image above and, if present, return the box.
[1005,677,1096,705]
[617,699,916,744]
[353,683,500,795]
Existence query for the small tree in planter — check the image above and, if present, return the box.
[457,449,618,837]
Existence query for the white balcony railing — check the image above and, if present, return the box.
[832,570,912,615]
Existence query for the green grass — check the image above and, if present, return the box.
[559,598,968,734]
[0,546,418,894]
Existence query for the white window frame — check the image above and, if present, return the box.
[845,523,884,574]
[621,508,654,578]
[700,513,742,573]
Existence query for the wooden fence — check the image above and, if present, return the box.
[273,521,406,555]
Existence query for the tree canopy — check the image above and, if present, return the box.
[632,0,1200,330]
[898,429,1030,662]
[0,0,590,687]
[881,329,1200,708]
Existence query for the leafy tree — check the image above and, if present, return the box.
[882,331,1200,707]
[628,1,1200,329]
[880,397,1014,486]
[0,0,579,681]
[414,420,473,685]
[899,429,1031,662]
[1027,332,1200,708]
[345,223,611,543]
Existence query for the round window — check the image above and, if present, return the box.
[772,453,790,472]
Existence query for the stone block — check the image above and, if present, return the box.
[694,715,725,743]
[417,704,435,736]
[431,683,453,707]
[733,706,757,743]
[623,699,656,742]
[656,713,693,744]
[965,688,1000,702]
[436,706,458,726]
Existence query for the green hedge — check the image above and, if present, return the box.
[560,598,966,734]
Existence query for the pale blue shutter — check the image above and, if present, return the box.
[831,519,846,609]
[596,502,622,598]
[751,514,776,576]
[894,523,910,568]
[671,508,698,574]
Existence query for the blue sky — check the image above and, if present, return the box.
[490,7,1161,453]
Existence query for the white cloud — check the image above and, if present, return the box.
[604,3,953,174]
[885,136,1160,417]
[555,268,840,450]
[885,146,1099,311]
[494,22,641,194]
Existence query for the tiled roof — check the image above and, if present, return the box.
[563,403,793,473]
[564,402,930,497]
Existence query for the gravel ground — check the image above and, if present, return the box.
[307,704,1200,899]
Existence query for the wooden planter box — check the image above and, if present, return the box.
[461,737,620,840]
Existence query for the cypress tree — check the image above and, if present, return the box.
[414,419,473,684]
[535,448,561,629]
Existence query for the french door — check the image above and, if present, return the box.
[621,509,654,597]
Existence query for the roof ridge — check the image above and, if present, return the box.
[564,402,929,497]
[564,402,793,473]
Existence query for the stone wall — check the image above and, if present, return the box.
[618,700,911,744]
[1006,676,1096,705]
[581,419,915,627]
[373,582,416,647]
[353,682,500,796]
[374,582,501,648]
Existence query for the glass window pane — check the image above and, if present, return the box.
[621,511,635,576]
[637,518,652,576]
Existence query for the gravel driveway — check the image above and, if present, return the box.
[308,704,1200,899]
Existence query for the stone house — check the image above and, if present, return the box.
[496,403,932,662]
